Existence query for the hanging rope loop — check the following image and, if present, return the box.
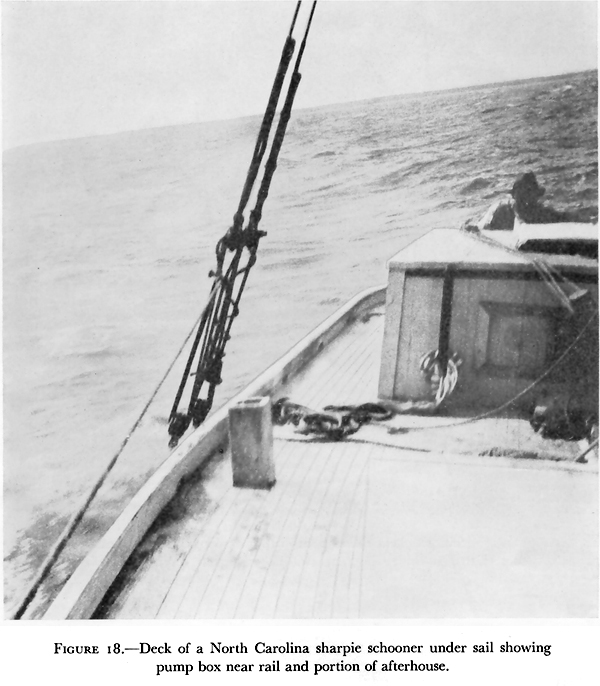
[420,349,462,407]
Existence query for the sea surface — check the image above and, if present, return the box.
[3,70,598,616]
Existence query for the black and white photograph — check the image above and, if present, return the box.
[2,0,598,675]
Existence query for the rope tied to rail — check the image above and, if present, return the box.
[168,0,319,448]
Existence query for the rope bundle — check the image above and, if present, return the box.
[419,349,462,407]
[168,1,318,448]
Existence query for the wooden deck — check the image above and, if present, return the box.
[94,304,598,619]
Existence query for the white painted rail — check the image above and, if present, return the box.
[44,286,386,619]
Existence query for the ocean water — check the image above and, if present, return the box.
[3,70,597,616]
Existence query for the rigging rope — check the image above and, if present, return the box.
[574,437,599,463]
[466,226,588,313]
[275,432,598,466]
[11,2,316,620]
[168,1,318,448]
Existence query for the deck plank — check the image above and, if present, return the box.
[99,301,597,620]
[155,468,240,618]
[207,446,322,619]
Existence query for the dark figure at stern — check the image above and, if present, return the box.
[465,172,577,231]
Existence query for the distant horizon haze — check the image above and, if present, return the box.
[4,67,597,153]
[2,1,597,150]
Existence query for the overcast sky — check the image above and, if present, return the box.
[2,1,598,149]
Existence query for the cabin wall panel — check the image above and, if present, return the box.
[380,262,597,409]
[379,270,405,398]
[448,277,479,393]
[392,274,444,399]
[451,278,525,405]
[449,276,597,408]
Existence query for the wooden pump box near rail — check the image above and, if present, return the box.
[229,396,276,489]
[378,228,598,409]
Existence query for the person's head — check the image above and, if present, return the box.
[511,172,545,209]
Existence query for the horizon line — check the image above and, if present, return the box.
[5,68,597,154]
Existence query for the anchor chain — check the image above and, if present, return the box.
[272,398,394,441]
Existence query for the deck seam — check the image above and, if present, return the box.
[285,444,355,618]
[222,441,330,618]
[156,483,240,618]
[210,446,316,619]
[329,450,370,618]
[298,318,383,407]
[309,443,364,618]
[187,446,306,618]
[248,440,340,618]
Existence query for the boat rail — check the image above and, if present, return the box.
[44,285,386,619]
